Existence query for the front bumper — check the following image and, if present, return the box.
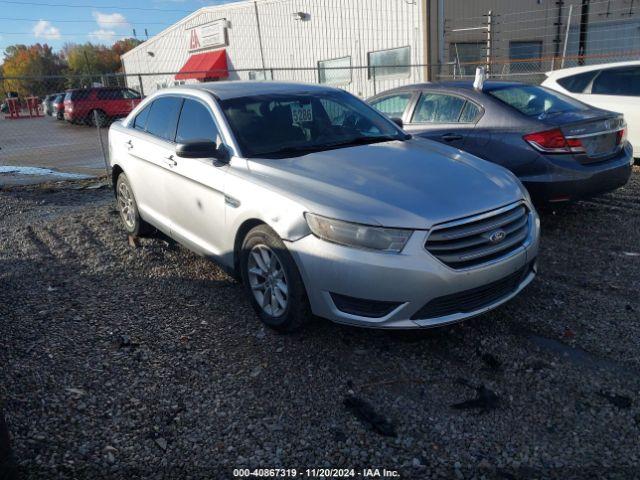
[287,208,540,329]
[522,143,634,203]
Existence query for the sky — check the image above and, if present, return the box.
[0,0,241,54]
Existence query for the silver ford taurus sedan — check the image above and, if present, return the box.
[109,81,540,331]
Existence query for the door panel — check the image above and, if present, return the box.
[164,97,228,256]
[123,132,174,233]
[123,95,184,233]
[164,159,228,257]
[404,92,479,150]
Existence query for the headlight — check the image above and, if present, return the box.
[304,213,412,253]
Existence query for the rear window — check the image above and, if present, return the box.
[489,85,587,117]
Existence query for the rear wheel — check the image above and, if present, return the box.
[91,109,108,127]
[116,173,152,237]
[240,225,310,332]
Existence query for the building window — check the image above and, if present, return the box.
[248,70,273,81]
[318,56,352,85]
[368,46,410,80]
[449,42,485,76]
[509,41,543,73]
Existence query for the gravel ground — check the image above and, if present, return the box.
[1,170,639,479]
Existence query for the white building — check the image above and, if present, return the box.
[121,0,430,98]
[121,0,640,95]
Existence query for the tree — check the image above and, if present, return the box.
[1,43,65,97]
[112,38,143,61]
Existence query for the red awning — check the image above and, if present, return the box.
[175,50,228,81]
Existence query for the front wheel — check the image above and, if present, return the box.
[240,225,310,332]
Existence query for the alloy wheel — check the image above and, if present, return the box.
[117,181,136,230]
[247,244,289,316]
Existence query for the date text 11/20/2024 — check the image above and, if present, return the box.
[233,468,401,478]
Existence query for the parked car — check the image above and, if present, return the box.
[64,86,142,126]
[109,82,539,332]
[369,81,633,203]
[542,61,640,157]
[52,93,65,120]
[42,93,62,116]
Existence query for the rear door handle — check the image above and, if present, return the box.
[441,133,463,142]
[163,155,177,167]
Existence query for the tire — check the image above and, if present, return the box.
[91,109,108,128]
[115,173,152,237]
[240,224,310,332]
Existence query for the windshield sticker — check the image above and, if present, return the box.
[291,103,313,124]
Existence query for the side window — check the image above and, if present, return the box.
[370,93,412,118]
[175,99,221,144]
[459,101,481,123]
[592,67,640,96]
[97,89,123,100]
[124,89,141,99]
[412,93,465,123]
[133,102,152,131]
[145,97,183,141]
[557,70,599,93]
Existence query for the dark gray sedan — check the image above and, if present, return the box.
[369,81,634,203]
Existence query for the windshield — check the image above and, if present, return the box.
[488,85,588,118]
[219,90,407,158]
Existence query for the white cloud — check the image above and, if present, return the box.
[88,29,117,43]
[32,20,61,40]
[92,12,130,29]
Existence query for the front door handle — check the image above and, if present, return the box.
[163,155,177,167]
[441,133,463,142]
[125,139,133,150]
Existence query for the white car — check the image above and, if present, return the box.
[542,61,640,156]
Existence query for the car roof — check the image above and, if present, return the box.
[545,60,640,78]
[179,81,342,100]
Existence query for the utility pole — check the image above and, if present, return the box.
[578,0,590,65]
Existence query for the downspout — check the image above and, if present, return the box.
[423,0,431,81]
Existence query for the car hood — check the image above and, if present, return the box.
[245,138,524,229]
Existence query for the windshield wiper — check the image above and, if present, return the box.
[322,135,408,149]
[257,145,328,159]
[255,135,409,159]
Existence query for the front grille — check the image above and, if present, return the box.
[425,203,530,269]
[410,262,533,320]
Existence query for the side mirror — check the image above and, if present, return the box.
[390,117,403,129]
[175,140,224,160]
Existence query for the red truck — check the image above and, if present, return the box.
[64,86,142,126]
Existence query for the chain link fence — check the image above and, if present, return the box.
[1,65,436,185]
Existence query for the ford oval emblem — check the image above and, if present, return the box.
[489,230,506,244]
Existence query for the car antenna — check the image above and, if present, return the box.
[473,66,486,92]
